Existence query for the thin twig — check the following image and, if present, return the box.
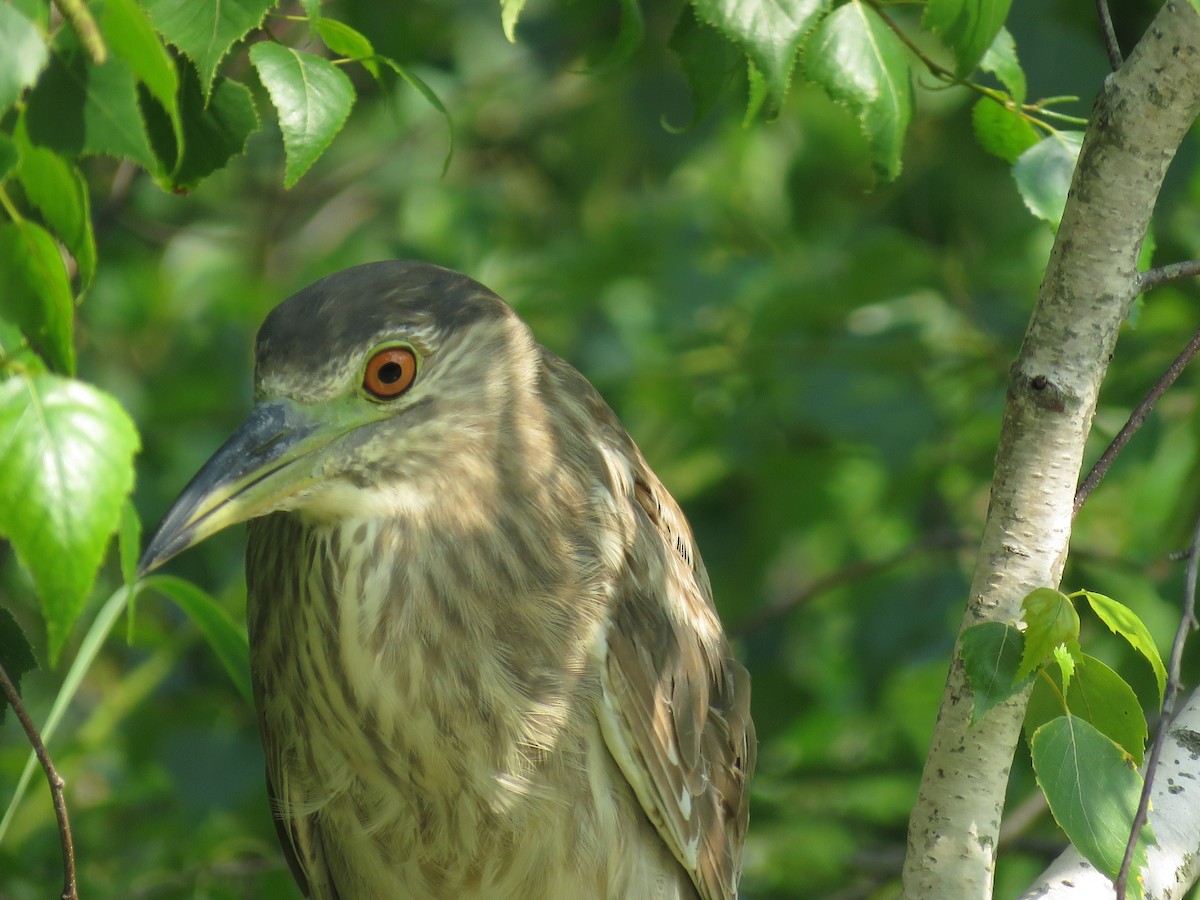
[1074,323,1200,518]
[1139,259,1200,293]
[1115,510,1200,898]
[0,663,78,900]
[1095,0,1123,70]
[52,0,106,65]
[731,532,967,637]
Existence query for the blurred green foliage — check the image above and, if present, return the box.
[3,0,1200,898]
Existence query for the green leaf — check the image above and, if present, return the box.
[1068,653,1148,765]
[101,0,179,115]
[1017,588,1079,681]
[586,0,645,74]
[0,2,48,114]
[1031,716,1154,891]
[804,1,912,182]
[693,0,827,107]
[501,0,526,42]
[13,133,98,289]
[0,220,75,374]
[1052,642,1076,693]
[142,0,274,97]
[971,97,1037,163]
[922,0,1013,78]
[1013,131,1084,229]
[23,44,156,170]
[377,57,453,175]
[666,5,740,131]
[143,66,258,190]
[1082,591,1167,705]
[960,621,1030,721]
[249,42,356,189]
[118,498,141,588]
[316,17,379,78]
[0,134,18,181]
[0,315,45,372]
[1025,669,1066,745]
[142,575,252,705]
[0,583,130,842]
[0,606,37,724]
[0,374,140,662]
[979,26,1024,103]
[119,498,141,640]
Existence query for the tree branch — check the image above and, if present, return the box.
[1074,323,1200,517]
[1096,0,1124,70]
[1115,509,1200,898]
[0,662,78,900]
[902,4,1200,897]
[1138,258,1200,293]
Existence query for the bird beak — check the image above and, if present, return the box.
[138,400,330,576]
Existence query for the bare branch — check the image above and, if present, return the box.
[1096,0,1124,70]
[1115,510,1200,898]
[1139,258,1200,293]
[732,532,967,638]
[0,663,78,900]
[1074,323,1200,517]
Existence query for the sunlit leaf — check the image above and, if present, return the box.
[971,97,1037,163]
[142,0,273,97]
[0,2,47,114]
[979,26,1025,102]
[1017,587,1079,681]
[1013,131,1084,229]
[501,0,526,41]
[316,17,379,78]
[1082,591,1166,704]
[805,1,911,182]
[0,374,140,662]
[1031,715,1154,894]
[250,42,356,189]
[0,220,75,374]
[694,0,827,107]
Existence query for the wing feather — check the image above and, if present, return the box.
[599,470,756,900]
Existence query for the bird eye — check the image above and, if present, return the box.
[362,345,418,399]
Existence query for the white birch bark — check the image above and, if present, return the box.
[1019,686,1200,899]
[901,4,1200,896]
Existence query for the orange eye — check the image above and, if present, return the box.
[363,346,418,399]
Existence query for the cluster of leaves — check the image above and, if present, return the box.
[0,0,448,668]
[962,588,1168,897]
[603,0,1088,226]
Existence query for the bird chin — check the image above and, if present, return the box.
[290,478,435,525]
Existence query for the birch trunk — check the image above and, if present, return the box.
[901,4,1200,896]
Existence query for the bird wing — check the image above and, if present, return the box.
[598,470,756,900]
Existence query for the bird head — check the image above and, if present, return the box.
[138,261,536,575]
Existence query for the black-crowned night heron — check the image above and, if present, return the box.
[140,261,755,899]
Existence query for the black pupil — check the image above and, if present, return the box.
[377,361,404,384]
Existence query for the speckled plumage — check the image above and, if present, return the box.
[145,261,755,899]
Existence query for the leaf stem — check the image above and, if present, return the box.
[0,662,78,900]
